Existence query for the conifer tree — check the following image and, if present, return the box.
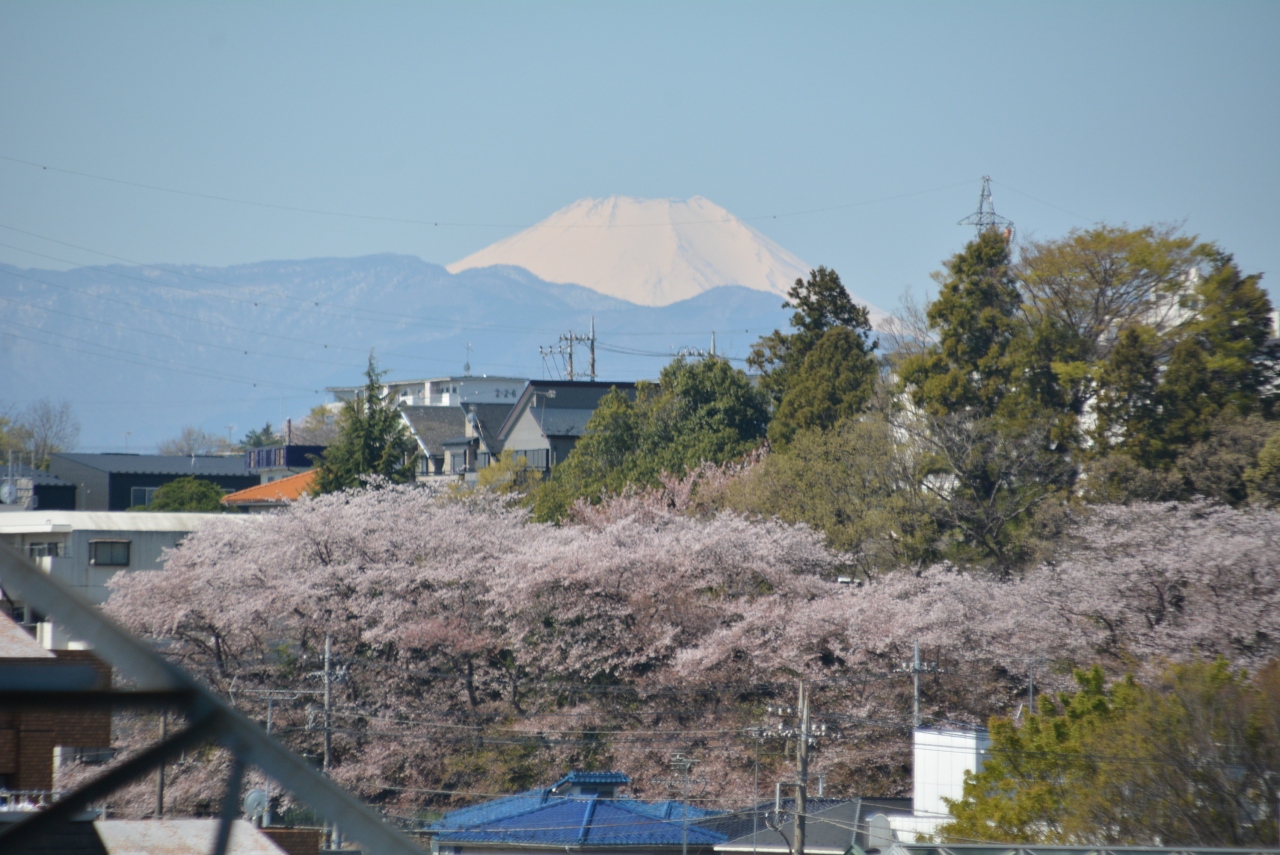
[312,355,419,493]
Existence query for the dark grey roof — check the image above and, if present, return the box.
[716,799,913,853]
[466,403,518,452]
[50,453,247,476]
[535,408,605,438]
[497,381,636,442]
[5,464,73,487]
[400,406,468,456]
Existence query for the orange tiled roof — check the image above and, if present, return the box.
[221,470,317,506]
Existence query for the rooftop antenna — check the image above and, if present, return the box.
[959,176,1014,242]
[464,343,472,377]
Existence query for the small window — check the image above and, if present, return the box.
[27,542,64,558]
[130,486,158,508]
[90,540,130,567]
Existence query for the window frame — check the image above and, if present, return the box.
[89,539,131,567]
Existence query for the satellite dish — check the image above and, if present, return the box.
[243,788,269,823]
[0,481,15,505]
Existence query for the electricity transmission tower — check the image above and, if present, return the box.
[959,176,1014,241]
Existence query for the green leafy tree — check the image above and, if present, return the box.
[727,416,937,573]
[942,666,1129,843]
[312,355,420,494]
[943,660,1280,846]
[0,412,31,456]
[147,476,225,512]
[748,266,874,409]
[768,326,878,448]
[474,449,544,497]
[1246,432,1280,506]
[240,422,280,449]
[534,357,768,520]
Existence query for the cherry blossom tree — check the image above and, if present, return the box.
[95,485,1280,820]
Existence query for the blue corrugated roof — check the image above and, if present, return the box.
[433,796,727,847]
[432,791,552,828]
[557,771,631,786]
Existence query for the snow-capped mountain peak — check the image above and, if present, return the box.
[447,195,811,307]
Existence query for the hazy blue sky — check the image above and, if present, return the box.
[2,1,1277,314]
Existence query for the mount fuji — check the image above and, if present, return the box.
[3,197,887,451]
[449,196,813,307]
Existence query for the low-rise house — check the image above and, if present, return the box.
[244,444,326,484]
[48,453,258,511]
[489,381,637,473]
[428,771,725,855]
[400,405,470,477]
[0,464,77,511]
[0,510,230,648]
[713,798,913,855]
[0,614,112,794]
[221,470,317,513]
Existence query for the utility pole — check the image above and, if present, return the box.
[1028,660,1035,715]
[913,642,920,728]
[657,755,703,855]
[546,321,598,381]
[155,711,166,817]
[896,640,937,728]
[323,634,332,773]
[795,681,809,855]
[323,633,334,849]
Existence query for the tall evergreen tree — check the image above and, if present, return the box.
[768,327,878,447]
[748,266,874,409]
[312,355,420,493]
[900,230,1024,418]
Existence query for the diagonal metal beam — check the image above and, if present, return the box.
[0,539,424,855]
[0,717,219,848]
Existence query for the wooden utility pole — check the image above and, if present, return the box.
[795,680,810,855]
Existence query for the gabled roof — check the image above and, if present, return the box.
[433,796,727,848]
[221,471,316,507]
[496,381,637,443]
[400,405,468,456]
[51,453,248,476]
[466,402,519,453]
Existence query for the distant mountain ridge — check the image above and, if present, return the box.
[448,196,817,306]
[0,254,792,452]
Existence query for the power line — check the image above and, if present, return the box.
[0,154,975,229]
[0,319,320,393]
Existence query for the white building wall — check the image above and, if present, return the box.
[912,727,990,818]
[0,511,240,648]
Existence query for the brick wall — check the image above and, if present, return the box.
[0,652,112,791]
[263,827,322,855]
